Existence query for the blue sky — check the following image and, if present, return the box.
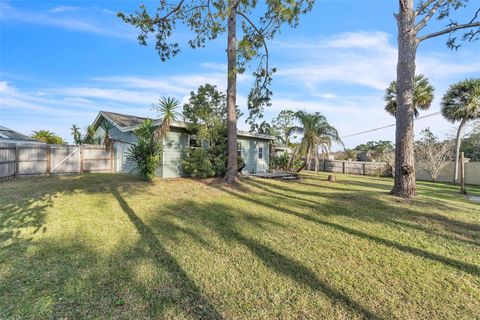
[1,0,479,148]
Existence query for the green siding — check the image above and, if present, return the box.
[233,137,269,174]
[95,115,270,178]
[162,127,188,178]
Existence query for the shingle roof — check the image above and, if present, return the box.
[0,126,38,142]
[96,111,274,140]
[100,111,149,129]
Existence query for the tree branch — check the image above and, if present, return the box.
[415,0,437,16]
[236,11,270,88]
[151,0,186,23]
[415,0,445,32]
[418,21,480,42]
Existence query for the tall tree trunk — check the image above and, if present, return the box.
[453,116,468,183]
[391,0,418,198]
[224,1,238,183]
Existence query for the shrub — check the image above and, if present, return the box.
[182,148,216,178]
[183,147,245,178]
[127,120,163,181]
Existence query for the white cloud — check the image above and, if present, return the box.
[49,6,79,13]
[272,31,480,94]
[0,2,134,39]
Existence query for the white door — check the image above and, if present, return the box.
[256,144,267,172]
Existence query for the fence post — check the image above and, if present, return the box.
[80,145,84,174]
[14,146,19,179]
[110,145,114,173]
[363,163,366,175]
[460,152,466,194]
[342,161,345,174]
[46,145,51,176]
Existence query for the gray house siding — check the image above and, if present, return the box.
[92,114,271,178]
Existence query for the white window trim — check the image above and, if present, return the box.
[188,135,201,149]
[258,146,263,159]
[237,142,242,157]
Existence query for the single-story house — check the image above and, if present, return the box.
[273,143,293,157]
[0,125,42,145]
[90,111,273,178]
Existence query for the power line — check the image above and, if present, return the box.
[340,111,442,139]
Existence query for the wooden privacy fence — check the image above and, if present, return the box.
[0,144,114,181]
[306,159,391,176]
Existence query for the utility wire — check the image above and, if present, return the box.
[340,111,442,139]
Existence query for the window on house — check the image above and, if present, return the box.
[188,136,201,148]
[258,147,263,159]
[237,142,242,157]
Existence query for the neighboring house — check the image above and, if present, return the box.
[273,144,292,157]
[0,126,42,144]
[356,150,373,162]
[90,111,273,178]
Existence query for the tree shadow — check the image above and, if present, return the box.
[156,199,380,320]
[216,181,480,277]
[110,187,224,320]
[248,178,480,247]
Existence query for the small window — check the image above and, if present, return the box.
[258,147,263,159]
[188,136,201,148]
[237,142,242,157]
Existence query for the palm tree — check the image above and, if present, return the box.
[71,125,82,145]
[385,74,435,118]
[153,97,181,140]
[32,130,64,144]
[288,111,342,172]
[83,125,97,144]
[441,78,480,183]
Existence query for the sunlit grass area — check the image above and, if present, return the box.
[1,172,479,319]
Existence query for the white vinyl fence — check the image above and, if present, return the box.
[0,143,113,181]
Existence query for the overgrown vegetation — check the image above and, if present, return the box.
[181,84,244,178]
[1,173,479,319]
[127,119,162,181]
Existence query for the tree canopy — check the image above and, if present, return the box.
[384,74,434,118]
[32,130,64,145]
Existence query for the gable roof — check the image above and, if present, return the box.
[0,125,39,143]
[93,111,274,140]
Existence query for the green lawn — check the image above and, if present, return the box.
[1,173,479,319]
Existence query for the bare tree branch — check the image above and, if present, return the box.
[415,0,437,16]
[236,11,270,89]
[418,21,480,42]
[415,0,445,32]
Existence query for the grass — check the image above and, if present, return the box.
[1,172,479,319]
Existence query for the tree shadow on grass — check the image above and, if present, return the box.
[218,180,480,277]
[247,178,480,247]
[110,187,225,320]
[155,199,381,320]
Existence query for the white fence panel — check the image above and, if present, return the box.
[51,146,81,174]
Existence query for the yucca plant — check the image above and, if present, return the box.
[153,97,181,141]
[127,119,163,181]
